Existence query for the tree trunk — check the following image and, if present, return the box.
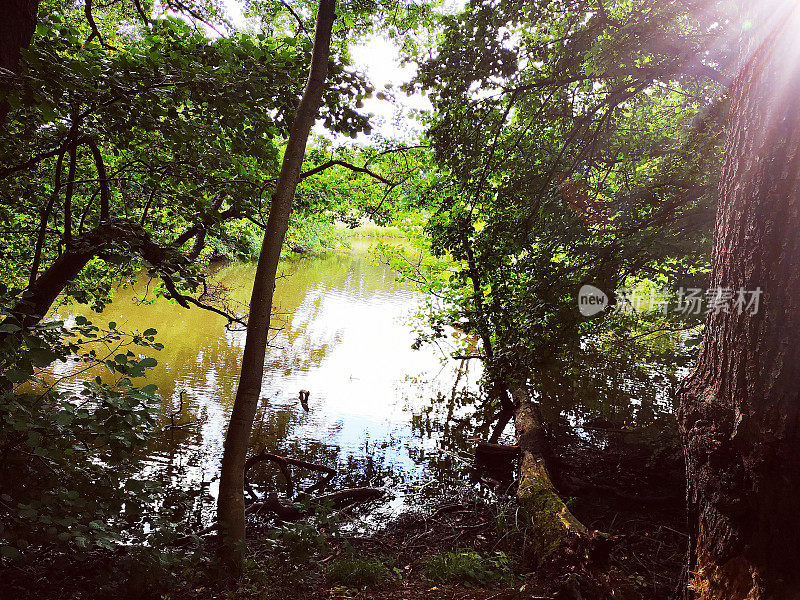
[215,0,336,568]
[0,219,181,337]
[679,2,800,598]
[511,386,587,566]
[0,0,40,130]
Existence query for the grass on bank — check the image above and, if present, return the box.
[338,221,407,239]
[421,550,514,587]
[327,555,398,587]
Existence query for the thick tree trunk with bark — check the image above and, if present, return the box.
[215,0,336,568]
[679,2,800,598]
[0,0,40,130]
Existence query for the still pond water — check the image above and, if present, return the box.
[47,239,683,526]
[49,241,485,524]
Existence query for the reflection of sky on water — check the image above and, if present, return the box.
[41,240,687,527]
[47,241,482,525]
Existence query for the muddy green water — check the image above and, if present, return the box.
[49,240,484,524]
[46,239,684,526]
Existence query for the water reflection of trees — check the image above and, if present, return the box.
[407,387,495,490]
[407,335,691,476]
[136,333,691,530]
[34,245,491,528]
[56,246,699,524]
[534,339,692,430]
[245,403,433,501]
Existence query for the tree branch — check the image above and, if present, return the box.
[298,159,399,186]
[276,0,308,37]
[160,274,248,329]
[86,137,110,221]
[84,0,116,49]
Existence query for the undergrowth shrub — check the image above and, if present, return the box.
[421,550,513,586]
[0,316,165,558]
[327,555,396,587]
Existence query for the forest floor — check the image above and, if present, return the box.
[0,422,686,600]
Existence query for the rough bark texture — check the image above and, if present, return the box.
[678,2,800,598]
[0,0,40,130]
[511,386,587,565]
[215,0,336,567]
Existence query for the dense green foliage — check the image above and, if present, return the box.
[0,0,742,589]
[0,0,418,561]
[422,550,512,586]
[383,0,729,403]
[327,555,396,587]
[0,1,374,310]
[0,314,164,557]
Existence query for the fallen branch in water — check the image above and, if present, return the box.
[163,391,197,431]
[473,440,518,488]
[475,440,518,465]
[312,487,385,508]
[249,487,386,521]
[244,450,336,499]
[242,450,384,521]
[512,385,588,564]
[172,481,384,543]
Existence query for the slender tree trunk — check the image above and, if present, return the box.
[463,235,514,413]
[30,148,66,285]
[215,0,336,567]
[86,138,110,221]
[63,132,78,247]
[0,0,40,130]
[679,2,800,598]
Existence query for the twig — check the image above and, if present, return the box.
[164,390,197,430]
[245,450,336,499]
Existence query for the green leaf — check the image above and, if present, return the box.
[5,367,30,383]
[138,357,157,369]
[74,536,89,549]
[54,411,73,426]
[26,431,42,448]
[29,347,58,368]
